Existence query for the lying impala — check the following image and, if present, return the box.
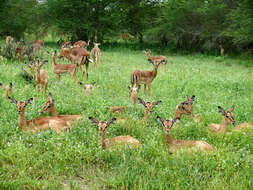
[40,93,82,124]
[9,97,70,133]
[49,50,78,84]
[157,116,213,153]
[33,60,48,96]
[144,50,167,72]
[131,59,164,96]
[138,98,161,119]
[0,82,13,99]
[208,106,253,133]
[90,43,101,68]
[174,96,196,121]
[32,40,44,57]
[74,40,89,48]
[88,117,141,149]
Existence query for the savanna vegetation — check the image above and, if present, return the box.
[0,0,253,189]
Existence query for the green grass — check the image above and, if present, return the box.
[0,41,253,189]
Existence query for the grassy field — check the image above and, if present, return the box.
[0,41,253,190]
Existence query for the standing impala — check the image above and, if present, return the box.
[48,50,78,84]
[6,36,14,46]
[209,106,253,133]
[0,82,13,99]
[32,40,44,57]
[131,59,164,96]
[9,97,70,133]
[33,60,48,96]
[144,50,167,72]
[174,96,196,121]
[128,85,140,104]
[40,93,82,124]
[157,116,213,153]
[88,117,141,149]
[90,43,101,68]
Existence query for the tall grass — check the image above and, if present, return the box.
[0,41,253,189]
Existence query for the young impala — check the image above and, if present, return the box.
[144,50,167,72]
[88,117,141,149]
[9,97,70,133]
[209,106,253,133]
[174,96,196,121]
[32,40,44,57]
[49,50,78,84]
[79,82,96,96]
[90,43,101,68]
[128,85,140,104]
[131,59,164,96]
[33,60,48,96]
[40,93,82,124]
[0,82,13,99]
[138,98,162,119]
[157,116,213,153]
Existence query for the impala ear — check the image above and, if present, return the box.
[88,117,99,125]
[153,100,162,106]
[25,98,33,105]
[0,82,2,87]
[173,118,180,124]
[156,116,164,126]
[8,96,17,105]
[92,82,96,86]
[148,59,154,65]
[106,118,116,128]
[138,98,146,107]
[229,105,235,112]
[48,92,53,101]
[128,86,131,91]
[218,106,226,116]
[79,82,83,86]
[191,95,195,103]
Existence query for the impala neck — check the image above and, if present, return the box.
[144,110,150,119]
[100,132,107,149]
[52,56,57,66]
[165,132,174,145]
[174,110,182,121]
[220,116,230,132]
[49,104,58,116]
[18,110,27,130]
[152,65,158,78]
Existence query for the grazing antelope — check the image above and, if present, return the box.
[74,40,89,48]
[33,60,48,96]
[15,41,24,62]
[6,36,14,45]
[90,43,101,68]
[144,50,167,72]
[0,82,13,99]
[157,116,213,153]
[209,106,253,133]
[219,45,224,56]
[128,85,140,104]
[111,106,126,113]
[79,82,96,96]
[131,59,163,96]
[9,97,70,133]
[174,96,196,121]
[49,50,78,84]
[32,40,44,57]
[138,98,161,119]
[88,117,141,149]
[40,93,82,124]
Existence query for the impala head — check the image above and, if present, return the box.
[34,60,48,71]
[88,117,116,136]
[177,95,195,115]
[8,97,33,115]
[40,92,55,114]
[218,106,235,126]
[80,82,96,95]
[128,85,140,94]
[148,59,164,68]
[138,98,161,114]
[157,116,178,134]
[143,50,151,57]
[93,43,100,47]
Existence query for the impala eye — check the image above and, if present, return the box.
[226,115,229,118]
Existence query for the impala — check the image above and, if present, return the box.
[49,50,78,84]
[32,40,44,57]
[111,106,126,113]
[73,40,89,48]
[219,45,224,56]
[6,36,14,45]
[89,117,141,149]
[40,93,82,124]
[157,116,213,153]
[0,82,13,99]
[33,60,48,96]
[9,97,70,133]
[138,98,161,119]
[131,59,164,96]
[90,43,101,68]
[15,41,24,62]
[144,50,167,72]
[128,85,140,104]
[79,82,96,96]
[174,96,196,121]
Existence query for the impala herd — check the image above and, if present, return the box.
[1,35,252,153]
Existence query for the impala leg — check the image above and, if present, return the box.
[148,83,151,96]
[43,83,48,97]
[79,64,85,80]
[36,84,39,93]
[85,62,89,80]
[144,84,146,95]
